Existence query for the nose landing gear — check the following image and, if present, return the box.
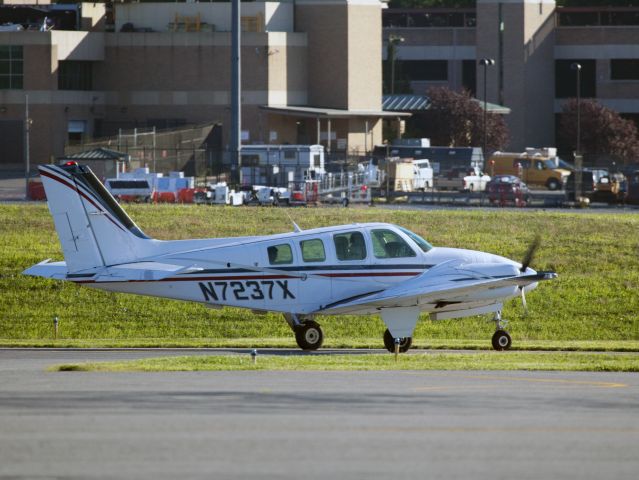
[491,311,512,351]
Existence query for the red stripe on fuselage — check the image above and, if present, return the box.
[40,169,126,232]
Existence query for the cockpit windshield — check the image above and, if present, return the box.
[397,226,433,252]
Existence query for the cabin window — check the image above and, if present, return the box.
[398,226,433,252]
[300,239,326,263]
[333,232,367,261]
[267,244,293,265]
[371,229,416,259]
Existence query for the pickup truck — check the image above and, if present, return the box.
[434,167,490,192]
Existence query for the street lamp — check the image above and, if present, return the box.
[24,94,31,200]
[571,62,582,201]
[388,34,404,95]
[478,58,495,165]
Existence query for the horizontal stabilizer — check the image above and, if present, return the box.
[22,260,68,280]
[23,260,200,283]
[92,262,201,282]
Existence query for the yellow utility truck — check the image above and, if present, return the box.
[489,148,571,190]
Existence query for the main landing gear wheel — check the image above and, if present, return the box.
[492,330,512,351]
[383,329,412,353]
[295,321,324,351]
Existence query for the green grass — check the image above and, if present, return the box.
[3,338,639,351]
[1,203,639,347]
[53,351,639,372]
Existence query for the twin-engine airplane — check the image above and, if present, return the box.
[25,163,557,352]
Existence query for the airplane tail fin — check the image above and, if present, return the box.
[38,163,153,273]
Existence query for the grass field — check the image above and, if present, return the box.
[1,203,638,348]
[53,351,639,373]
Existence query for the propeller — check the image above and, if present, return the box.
[520,288,528,315]
[519,235,541,315]
[520,234,541,273]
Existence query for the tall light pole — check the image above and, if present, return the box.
[388,34,404,95]
[479,58,495,165]
[24,94,30,200]
[571,62,582,201]
[230,0,241,184]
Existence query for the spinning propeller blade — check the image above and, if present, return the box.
[519,235,541,315]
[520,235,541,273]
[520,288,528,316]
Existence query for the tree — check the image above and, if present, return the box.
[387,1,636,8]
[406,86,509,152]
[558,99,639,164]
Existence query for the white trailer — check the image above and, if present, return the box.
[239,144,325,187]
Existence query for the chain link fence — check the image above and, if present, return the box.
[64,122,228,178]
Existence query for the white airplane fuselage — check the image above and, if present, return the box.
[71,223,531,318]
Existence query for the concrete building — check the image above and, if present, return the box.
[0,0,396,167]
[383,0,639,152]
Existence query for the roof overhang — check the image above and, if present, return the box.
[61,148,131,161]
[473,99,511,114]
[382,94,511,114]
[260,105,411,118]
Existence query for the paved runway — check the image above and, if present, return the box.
[1,349,639,480]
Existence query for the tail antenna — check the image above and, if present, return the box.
[284,210,302,233]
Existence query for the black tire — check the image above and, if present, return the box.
[295,321,324,351]
[491,330,512,351]
[383,328,412,353]
[341,198,349,208]
[546,178,561,191]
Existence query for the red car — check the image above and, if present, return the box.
[486,175,531,207]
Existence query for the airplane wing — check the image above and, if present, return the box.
[319,260,557,315]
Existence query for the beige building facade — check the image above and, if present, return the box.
[384,0,639,151]
[0,0,392,167]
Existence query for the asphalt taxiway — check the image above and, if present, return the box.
[1,348,638,479]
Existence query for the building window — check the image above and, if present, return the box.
[401,60,448,82]
[0,46,23,90]
[58,61,92,91]
[555,59,596,98]
[383,11,476,28]
[558,9,639,27]
[241,13,264,32]
[611,59,639,80]
[67,120,87,145]
[462,60,476,95]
